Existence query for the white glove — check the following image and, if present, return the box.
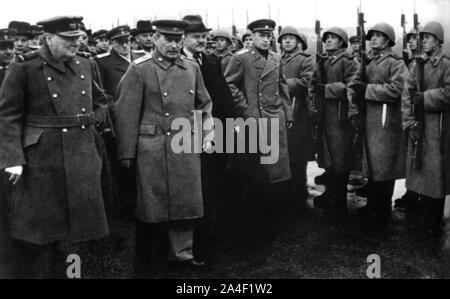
[203,141,214,153]
[5,165,23,185]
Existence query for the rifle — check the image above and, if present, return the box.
[352,6,372,175]
[312,19,332,168]
[401,13,409,64]
[411,10,424,170]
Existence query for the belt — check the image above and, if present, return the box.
[25,113,95,129]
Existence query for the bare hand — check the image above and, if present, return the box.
[5,165,23,185]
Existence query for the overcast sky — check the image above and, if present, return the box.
[0,0,448,34]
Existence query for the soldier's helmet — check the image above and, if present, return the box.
[366,23,396,46]
[241,30,252,42]
[322,27,348,48]
[420,22,444,44]
[406,27,420,41]
[213,30,232,44]
[278,26,308,50]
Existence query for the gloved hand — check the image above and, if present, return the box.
[352,82,367,100]
[5,165,23,185]
[413,92,424,106]
[315,84,326,99]
[408,122,422,143]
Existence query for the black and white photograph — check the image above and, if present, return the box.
[0,0,450,282]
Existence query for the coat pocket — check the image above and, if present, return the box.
[22,129,44,148]
[139,124,156,135]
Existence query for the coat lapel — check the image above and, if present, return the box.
[111,50,130,73]
[261,52,279,79]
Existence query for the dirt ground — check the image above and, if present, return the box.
[1,162,450,279]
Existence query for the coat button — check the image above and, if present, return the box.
[81,90,86,95]
[259,106,263,110]
[62,128,68,133]
[165,112,170,117]
[81,108,86,113]
[81,125,86,130]
[189,90,194,94]
[80,75,85,80]
[190,110,194,115]
[163,92,168,97]
[52,93,58,99]
[166,132,171,136]
[158,58,163,62]
[76,60,80,65]
[47,77,52,81]
[275,92,278,96]
[259,93,262,97]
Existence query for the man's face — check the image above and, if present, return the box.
[281,34,298,52]
[324,33,343,51]
[136,32,155,50]
[77,34,88,51]
[253,31,272,51]
[112,38,131,56]
[95,38,109,52]
[29,36,41,47]
[215,37,230,51]
[243,36,253,49]
[422,33,440,54]
[0,46,14,65]
[156,33,182,61]
[369,31,388,50]
[183,32,208,54]
[13,35,29,54]
[351,42,361,52]
[47,34,79,60]
[408,35,418,51]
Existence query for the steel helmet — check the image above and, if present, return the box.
[322,27,348,48]
[367,23,396,46]
[421,21,444,44]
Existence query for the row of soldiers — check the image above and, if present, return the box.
[0,13,449,278]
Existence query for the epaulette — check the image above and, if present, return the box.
[299,52,311,57]
[389,53,403,60]
[134,53,153,65]
[181,55,196,62]
[16,51,38,63]
[77,51,92,59]
[237,48,249,55]
[96,52,111,59]
[270,51,281,56]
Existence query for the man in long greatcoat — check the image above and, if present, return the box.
[402,22,450,234]
[115,20,213,267]
[0,16,109,278]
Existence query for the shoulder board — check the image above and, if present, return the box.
[96,52,111,59]
[181,55,196,62]
[134,54,153,65]
[270,50,280,56]
[16,51,39,63]
[133,50,146,54]
[380,52,402,60]
[299,52,311,57]
[237,49,249,55]
[441,54,450,60]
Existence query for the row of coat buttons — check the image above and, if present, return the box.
[47,75,85,82]
[52,90,86,99]
[163,90,195,97]
[164,111,195,117]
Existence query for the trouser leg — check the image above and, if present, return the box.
[167,221,195,262]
